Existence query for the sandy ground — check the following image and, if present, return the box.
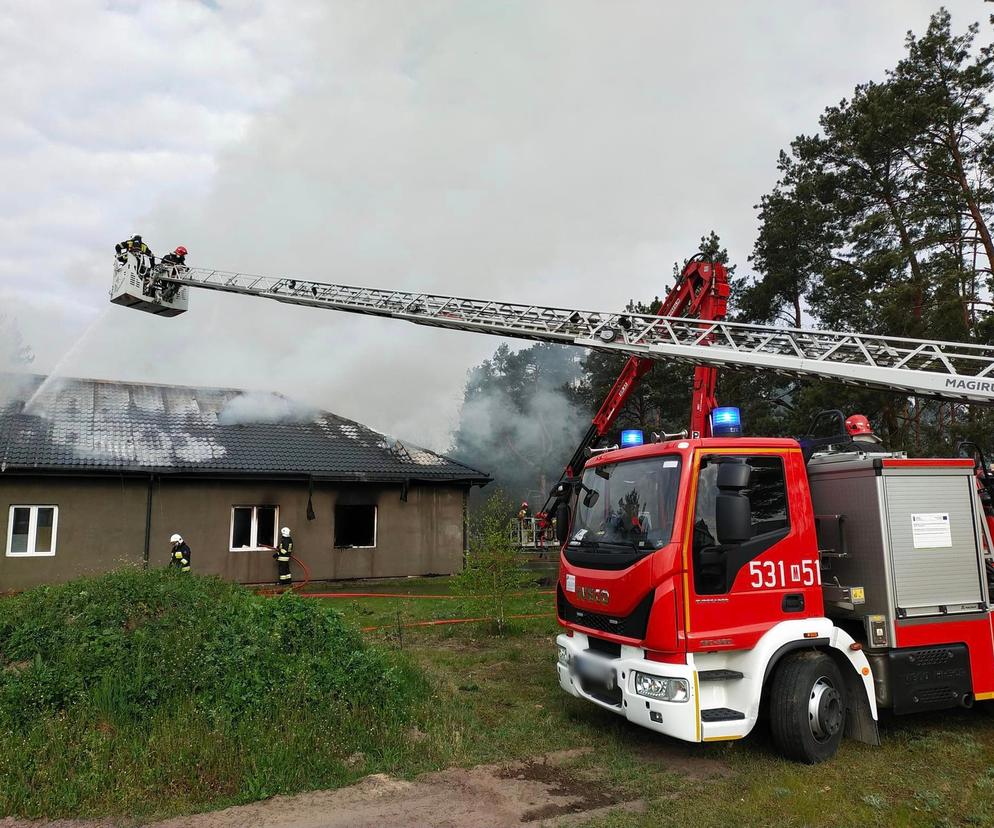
[2,746,731,828]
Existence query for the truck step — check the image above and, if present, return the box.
[698,669,744,682]
[701,707,746,722]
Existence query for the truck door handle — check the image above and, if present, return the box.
[782,593,805,613]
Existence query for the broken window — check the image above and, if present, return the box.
[334,505,377,548]
[229,505,279,551]
[6,506,58,557]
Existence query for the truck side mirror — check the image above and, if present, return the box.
[716,461,751,490]
[582,488,600,509]
[555,503,571,544]
[716,493,752,543]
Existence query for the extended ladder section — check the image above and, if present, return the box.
[149,265,994,405]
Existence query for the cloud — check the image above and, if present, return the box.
[2,0,984,451]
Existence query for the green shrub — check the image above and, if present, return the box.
[0,569,431,819]
[452,490,537,634]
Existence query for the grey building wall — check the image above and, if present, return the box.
[0,475,468,591]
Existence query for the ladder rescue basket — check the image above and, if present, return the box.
[109,256,189,317]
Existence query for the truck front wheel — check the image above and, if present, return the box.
[769,651,847,764]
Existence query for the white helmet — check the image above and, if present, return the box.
[281,527,291,537]
[170,533,182,543]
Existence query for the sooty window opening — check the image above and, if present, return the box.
[335,505,377,548]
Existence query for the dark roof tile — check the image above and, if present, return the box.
[0,374,489,484]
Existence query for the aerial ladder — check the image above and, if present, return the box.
[113,253,994,763]
[112,256,994,406]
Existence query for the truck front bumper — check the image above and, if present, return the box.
[556,632,700,743]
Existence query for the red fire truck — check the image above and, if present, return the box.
[553,423,994,762]
[113,250,994,762]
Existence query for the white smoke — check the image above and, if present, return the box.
[2,1,959,452]
[453,382,588,499]
[217,391,318,426]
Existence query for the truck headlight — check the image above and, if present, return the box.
[634,672,689,702]
[557,644,570,666]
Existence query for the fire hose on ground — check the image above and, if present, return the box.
[255,559,555,629]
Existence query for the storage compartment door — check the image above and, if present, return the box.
[884,475,986,617]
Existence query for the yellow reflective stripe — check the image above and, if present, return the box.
[173,551,183,559]
[277,556,291,562]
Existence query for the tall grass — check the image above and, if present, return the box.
[0,569,433,819]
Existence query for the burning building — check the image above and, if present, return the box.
[0,374,489,590]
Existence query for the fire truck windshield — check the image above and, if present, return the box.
[570,455,682,553]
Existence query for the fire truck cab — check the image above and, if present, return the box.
[555,432,994,762]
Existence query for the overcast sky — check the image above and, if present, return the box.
[1,0,986,450]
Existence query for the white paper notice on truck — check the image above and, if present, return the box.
[911,513,952,549]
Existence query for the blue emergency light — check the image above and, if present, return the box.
[620,429,644,447]
[711,407,742,437]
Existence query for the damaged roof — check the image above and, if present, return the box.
[0,374,490,485]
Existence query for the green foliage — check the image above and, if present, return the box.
[0,569,431,818]
[451,490,536,635]
[737,7,994,454]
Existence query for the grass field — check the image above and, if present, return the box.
[310,576,994,828]
[5,571,994,825]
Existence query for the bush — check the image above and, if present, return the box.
[451,490,536,634]
[0,569,431,819]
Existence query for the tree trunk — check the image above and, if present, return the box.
[881,190,926,319]
[948,134,994,274]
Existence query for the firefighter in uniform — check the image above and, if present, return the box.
[274,527,293,588]
[844,414,884,452]
[169,533,191,573]
[517,501,532,546]
[115,235,155,270]
[160,245,187,269]
[158,246,188,301]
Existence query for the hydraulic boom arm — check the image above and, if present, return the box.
[546,257,729,519]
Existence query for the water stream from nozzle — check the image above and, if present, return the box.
[22,307,112,414]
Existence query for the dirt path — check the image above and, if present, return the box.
[147,750,643,828]
[2,746,729,828]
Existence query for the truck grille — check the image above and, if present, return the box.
[906,649,955,667]
[557,586,654,641]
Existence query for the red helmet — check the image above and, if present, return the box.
[845,414,873,437]
[175,246,187,257]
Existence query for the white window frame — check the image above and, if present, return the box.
[229,505,280,552]
[6,505,59,557]
[334,504,378,549]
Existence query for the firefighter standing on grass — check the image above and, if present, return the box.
[169,533,191,573]
[274,527,293,588]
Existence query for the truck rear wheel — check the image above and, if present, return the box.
[769,651,846,764]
